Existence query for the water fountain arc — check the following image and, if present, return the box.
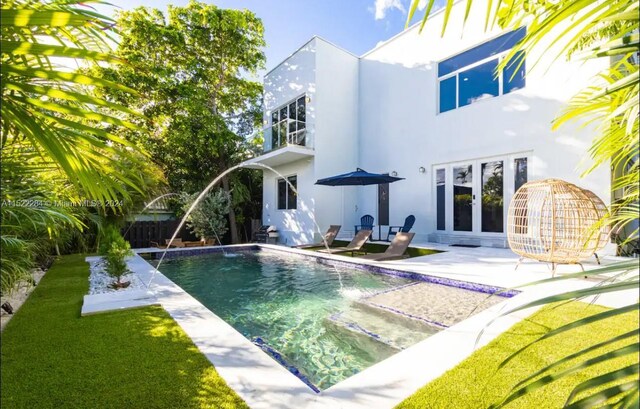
[146,162,345,289]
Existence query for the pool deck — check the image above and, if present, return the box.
[82,243,638,409]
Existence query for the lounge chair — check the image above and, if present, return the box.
[386,215,416,241]
[295,225,341,249]
[354,214,374,234]
[358,232,415,262]
[151,238,185,249]
[317,229,372,256]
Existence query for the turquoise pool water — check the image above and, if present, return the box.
[151,249,417,390]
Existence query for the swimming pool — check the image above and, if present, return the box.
[151,248,508,391]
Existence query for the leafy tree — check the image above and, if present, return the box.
[180,190,231,243]
[409,0,638,406]
[92,1,266,243]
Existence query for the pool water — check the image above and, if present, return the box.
[152,250,427,389]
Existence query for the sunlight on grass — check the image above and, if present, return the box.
[1,254,248,409]
[396,302,639,409]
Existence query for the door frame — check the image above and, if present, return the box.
[433,152,531,237]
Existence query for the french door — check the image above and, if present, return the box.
[435,154,528,235]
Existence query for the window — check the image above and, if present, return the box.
[436,169,446,230]
[277,175,297,210]
[438,28,526,113]
[271,96,306,149]
[514,157,528,234]
[481,161,504,233]
[453,164,473,231]
[514,157,528,191]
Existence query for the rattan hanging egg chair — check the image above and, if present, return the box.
[507,179,610,275]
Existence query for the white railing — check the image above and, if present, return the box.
[263,120,313,152]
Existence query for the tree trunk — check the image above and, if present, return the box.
[221,175,239,244]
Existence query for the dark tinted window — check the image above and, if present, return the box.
[481,161,504,233]
[436,169,446,230]
[287,176,297,210]
[297,97,306,124]
[514,157,528,191]
[277,179,287,210]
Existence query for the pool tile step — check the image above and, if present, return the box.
[326,303,440,351]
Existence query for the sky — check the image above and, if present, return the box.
[96,0,439,77]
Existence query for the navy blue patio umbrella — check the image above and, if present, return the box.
[315,168,404,241]
[314,168,404,186]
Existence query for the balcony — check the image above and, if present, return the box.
[263,120,314,152]
[241,120,315,170]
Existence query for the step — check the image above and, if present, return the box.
[326,303,441,351]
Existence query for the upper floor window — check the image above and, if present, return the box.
[438,28,527,113]
[270,96,306,148]
[277,175,297,210]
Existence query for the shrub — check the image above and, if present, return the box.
[104,239,133,288]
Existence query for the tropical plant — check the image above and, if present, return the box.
[408,0,639,406]
[180,190,231,243]
[104,238,133,289]
[1,0,149,202]
[89,0,266,243]
[1,0,161,293]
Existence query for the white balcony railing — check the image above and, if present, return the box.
[263,120,313,152]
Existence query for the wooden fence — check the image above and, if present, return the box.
[121,220,198,249]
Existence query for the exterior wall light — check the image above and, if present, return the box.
[391,171,398,177]
[419,166,426,173]
[305,95,311,103]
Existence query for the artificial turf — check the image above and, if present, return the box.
[395,302,639,409]
[0,254,248,409]
[326,240,442,258]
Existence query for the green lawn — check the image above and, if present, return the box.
[322,240,442,258]
[0,254,248,409]
[396,302,639,409]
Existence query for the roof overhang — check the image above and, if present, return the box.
[240,145,315,169]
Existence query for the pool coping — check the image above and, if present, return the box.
[81,244,617,409]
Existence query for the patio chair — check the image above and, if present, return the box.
[386,215,416,242]
[295,225,341,249]
[151,238,185,249]
[358,232,415,262]
[354,214,374,235]
[318,229,372,256]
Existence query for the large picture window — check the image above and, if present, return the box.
[438,28,526,113]
[277,175,297,210]
[271,96,306,149]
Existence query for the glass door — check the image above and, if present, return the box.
[436,154,528,236]
[480,160,504,233]
[452,164,473,232]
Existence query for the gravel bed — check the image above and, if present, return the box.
[88,258,147,295]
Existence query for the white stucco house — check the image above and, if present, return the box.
[242,0,611,248]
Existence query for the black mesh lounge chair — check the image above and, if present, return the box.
[359,232,415,262]
[386,215,416,241]
[295,225,341,249]
[355,214,374,234]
